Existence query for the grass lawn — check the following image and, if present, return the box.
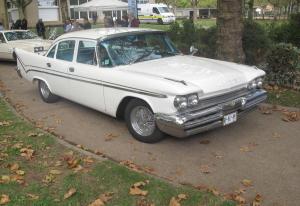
[266,88,300,108]
[0,97,235,206]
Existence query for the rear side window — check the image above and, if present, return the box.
[47,45,57,58]
[77,41,97,65]
[56,40,75,62]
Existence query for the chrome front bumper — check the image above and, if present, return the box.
[155,89,267,138]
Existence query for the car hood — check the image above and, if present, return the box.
[9,39,52,51]
[122,55,265,95]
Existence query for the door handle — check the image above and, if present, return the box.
[69,67,75,72]
[46,63,51,67]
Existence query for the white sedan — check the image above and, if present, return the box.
[15,28,267,143]
[0,30,52,61]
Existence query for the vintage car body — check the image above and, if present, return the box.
[0,30,52,61]
[15,28,267,143]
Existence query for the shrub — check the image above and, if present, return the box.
[243,20,271,65]
[265,43,300,86]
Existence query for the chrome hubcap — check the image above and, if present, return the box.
[40,82,50,98]
[130,106,155,136]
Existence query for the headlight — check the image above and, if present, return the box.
[247,77,264,90]
[174,93,199,110]
[34,46,44,52]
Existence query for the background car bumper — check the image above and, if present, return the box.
[155,89,267,138]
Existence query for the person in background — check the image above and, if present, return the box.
[64,19,72,33]
[14,19,22,29]
[82,17,91,30]
[128,13,139,28]
[70,20,81,32]
[104,16,114,28]
[92,13,97,25]
[121,15,129,27]
[21,18,27,30]
[0,22,4,31]
[36,19,46,39]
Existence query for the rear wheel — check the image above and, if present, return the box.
[38,80,59,103]
[125,99,164,143]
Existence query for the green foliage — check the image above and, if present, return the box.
[265,43,300,86]
[267,13,300,47]
[243,20,272,65]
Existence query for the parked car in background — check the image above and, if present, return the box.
[15,28,267,143]
[0,30,52,61]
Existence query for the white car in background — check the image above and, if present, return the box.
[0,30,52,61]
[15,28,267,143]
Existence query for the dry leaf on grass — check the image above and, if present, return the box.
[207,188,220,196]
[20,148,35,160]
[15,170,25,176]
[63,188,77,199]
[26,193,39,200]
[169,197,180,206]
[42,174,55,184]
[88,192,113,206]
[259,106,272,115]
[241,179,252,187]
[9,163,19,171]
[0,121,12,127]
[49,169,62,175]
[129,181,148,196]
[0,194,10,205]
[83,156,94,164]
[252,193,262,206]
[281,111,300,122]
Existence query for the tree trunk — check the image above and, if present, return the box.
[0,0,9,29]
[60,0,69,22]
[216,0,245,63]
[19,7,25,19]
[248,0,254,20]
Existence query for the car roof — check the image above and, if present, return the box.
[55,28,162,42]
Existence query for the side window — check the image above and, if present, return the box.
[56,40,75,62]
[153,7,159,14]
[0,33,6,43]
[99,45,112,67]
[47,45,57,58]
[77,41,97,65]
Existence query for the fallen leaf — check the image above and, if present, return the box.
[241,179,252,187]
[199,140,210,144]
[63,188,77,199]
[26,193,39,200]
[83,156,94,164]
[104,133,119,141]
[54,161,63,167]
[88,199,105,206]
[281,111,300,122]
[42,174,55,184]
[73,165,84,173]
[129,181,148,196]
[99,192,113,203]
[207,188,220,196]
[49,170,62,175]
[259,106,272,115]
[169,197,180,206]
[200,165,211,174]
[20,148,35,160]
[27,132,37,137]
[234,195,246,204]
[1,175,10,183]
[0,194,10,205]
[9,163,19,171]
[177,194,188,200]
[0,121,12,127]
[15,170,25,176]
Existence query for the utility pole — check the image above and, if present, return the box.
[0,0,9,29]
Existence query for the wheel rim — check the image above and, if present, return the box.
[40,81,50,98]
[130,106,155,137]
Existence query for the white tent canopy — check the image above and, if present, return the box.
[74,0,128,11]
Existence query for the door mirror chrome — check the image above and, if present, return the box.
[189,45,198,56]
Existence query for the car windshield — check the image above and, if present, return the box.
[4,31,38,41]
[158,7,170,13]
[99,32,180,67]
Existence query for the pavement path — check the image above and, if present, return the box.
[0,62,300,206]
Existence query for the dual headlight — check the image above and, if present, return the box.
[34,46,44,53]
[247,77,263,90]
[174,93,199,110]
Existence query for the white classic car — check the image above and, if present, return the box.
[15,28,267,143]
[0,30,52,61]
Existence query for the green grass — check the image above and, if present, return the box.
[267,89,300,108]
[0,98,235,206]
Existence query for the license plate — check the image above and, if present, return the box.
[223,112,237,126]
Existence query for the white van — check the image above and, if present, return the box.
[138,4,176,24]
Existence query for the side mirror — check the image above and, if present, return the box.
[190,45,198,56]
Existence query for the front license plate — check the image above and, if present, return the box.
[223,112,237,126]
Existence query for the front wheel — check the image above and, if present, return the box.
[38,80,59,103]
[125,99,165,143]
